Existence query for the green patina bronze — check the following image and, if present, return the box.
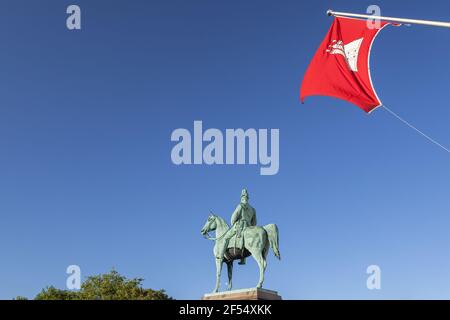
[201,189,280,293]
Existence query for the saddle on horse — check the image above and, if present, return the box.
[223,227,252,262]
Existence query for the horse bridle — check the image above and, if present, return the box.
[203,213,236,241]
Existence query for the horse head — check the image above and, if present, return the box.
[201,213,217,236]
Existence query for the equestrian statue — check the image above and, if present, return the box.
[201,189,280,293]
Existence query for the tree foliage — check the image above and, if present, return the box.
[30,270,172,300]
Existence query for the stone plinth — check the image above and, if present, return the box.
[202,288,282,300]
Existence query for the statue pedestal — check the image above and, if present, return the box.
[202,288,282,300]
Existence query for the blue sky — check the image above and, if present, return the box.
[0,0,449,299]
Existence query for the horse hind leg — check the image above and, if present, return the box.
[262,249,267,282]
[263,242,270,260]
[252,251,265,289]
[258,237,270,285]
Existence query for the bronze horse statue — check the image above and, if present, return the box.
[201,214,280,292]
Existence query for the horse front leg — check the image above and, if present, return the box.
[213,258,223,293]
[226,261,233,291]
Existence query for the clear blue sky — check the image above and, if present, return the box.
[0,0,449,299]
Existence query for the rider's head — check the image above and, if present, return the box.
[240,188,249,204]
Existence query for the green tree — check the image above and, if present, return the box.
[30,270,172,300]
[77,269,171,300]
[35,286,78,300]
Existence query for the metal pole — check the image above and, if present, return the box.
[327,9,450,29]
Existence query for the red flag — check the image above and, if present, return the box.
[300,17,390,113]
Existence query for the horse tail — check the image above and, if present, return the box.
[263,224,280,260]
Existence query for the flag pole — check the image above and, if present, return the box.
[327,9,450,29]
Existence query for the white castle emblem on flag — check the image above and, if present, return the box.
[326,38,363,72]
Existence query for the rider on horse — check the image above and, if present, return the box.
[224,189,257,265]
